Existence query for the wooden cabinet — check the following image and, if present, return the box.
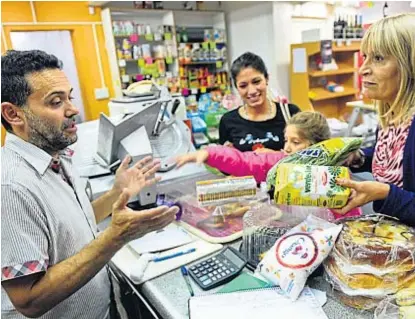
[290,40,361,119]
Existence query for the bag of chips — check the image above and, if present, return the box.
[256,215,343,300]
[266,137,362,191]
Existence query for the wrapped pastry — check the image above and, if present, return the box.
[325,215,415,310]
[325,256,415,294]
[334,215,415,269]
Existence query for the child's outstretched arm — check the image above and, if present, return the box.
[175,146,286,183]
[205,145,285,183]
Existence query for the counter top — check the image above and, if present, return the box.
[138,242,373,319]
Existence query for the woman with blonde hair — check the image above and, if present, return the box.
[337,13,415,226]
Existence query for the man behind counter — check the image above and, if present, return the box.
[1,49,179,319]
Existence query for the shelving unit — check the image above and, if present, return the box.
[101,7,230,98]
[290,40,360,119]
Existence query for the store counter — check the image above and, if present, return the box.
[103,225,372,319]
[100,172,376,319]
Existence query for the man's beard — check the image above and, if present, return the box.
[23,108,77,154]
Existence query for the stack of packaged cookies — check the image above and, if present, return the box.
[324,215,415,310]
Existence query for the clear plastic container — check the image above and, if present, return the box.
[241,203,334,267]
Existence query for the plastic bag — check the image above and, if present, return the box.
[324,215,415,309]
[242,203,335,267]
[333,215,415,271]
[266,137,362,191]
[374,287,415,319]
[256,215,342,300]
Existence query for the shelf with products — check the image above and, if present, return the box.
[179,60,226,66]
[112,20,178,91]
[333,13,365,41]
[102,7,230,101]
[290,40,361,119]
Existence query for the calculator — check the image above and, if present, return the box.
[188,246,247,290]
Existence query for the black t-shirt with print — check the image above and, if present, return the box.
[218,103,301,152]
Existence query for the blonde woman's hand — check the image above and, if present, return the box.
[175,150,209,168]
[332,179,390,215]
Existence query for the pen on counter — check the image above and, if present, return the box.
[181,266,194,297]
[152,248,196,263]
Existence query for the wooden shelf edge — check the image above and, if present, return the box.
[332,43,361,52]
[309,67,357,77]
[310,88,358,101]
[291,15,326,20]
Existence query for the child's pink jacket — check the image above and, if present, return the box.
[205,145,362,220]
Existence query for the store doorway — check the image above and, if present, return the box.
[10,30,85,121]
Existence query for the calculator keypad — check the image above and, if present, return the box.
[188,247,247,290]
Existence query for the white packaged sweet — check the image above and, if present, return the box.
[256,215,342,300]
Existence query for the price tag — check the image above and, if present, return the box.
[138,58,145,67]
[200,87,207,93]
[118,59,126,67]
[209,41,216,50]
[121,75,130,83]
[216,60,223,68]
[145,33,154,41]
[165,56,173,64]
[164,32,172,40]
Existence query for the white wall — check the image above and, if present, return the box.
[223,1,334,98]
[223,2,277,91]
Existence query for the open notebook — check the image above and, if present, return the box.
[188,286,328,319]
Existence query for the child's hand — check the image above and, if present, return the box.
[175,150,209,168]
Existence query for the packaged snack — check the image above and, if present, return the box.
[242,204,334,267]
[334,215,415,271]
[325,256,415,294]
[324,215,415,309]
[256,215,342,300]
[266,137,362,191]
[273,164,351,208]
[196,176,257,207]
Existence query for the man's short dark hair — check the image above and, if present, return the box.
[1,50,63,132]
